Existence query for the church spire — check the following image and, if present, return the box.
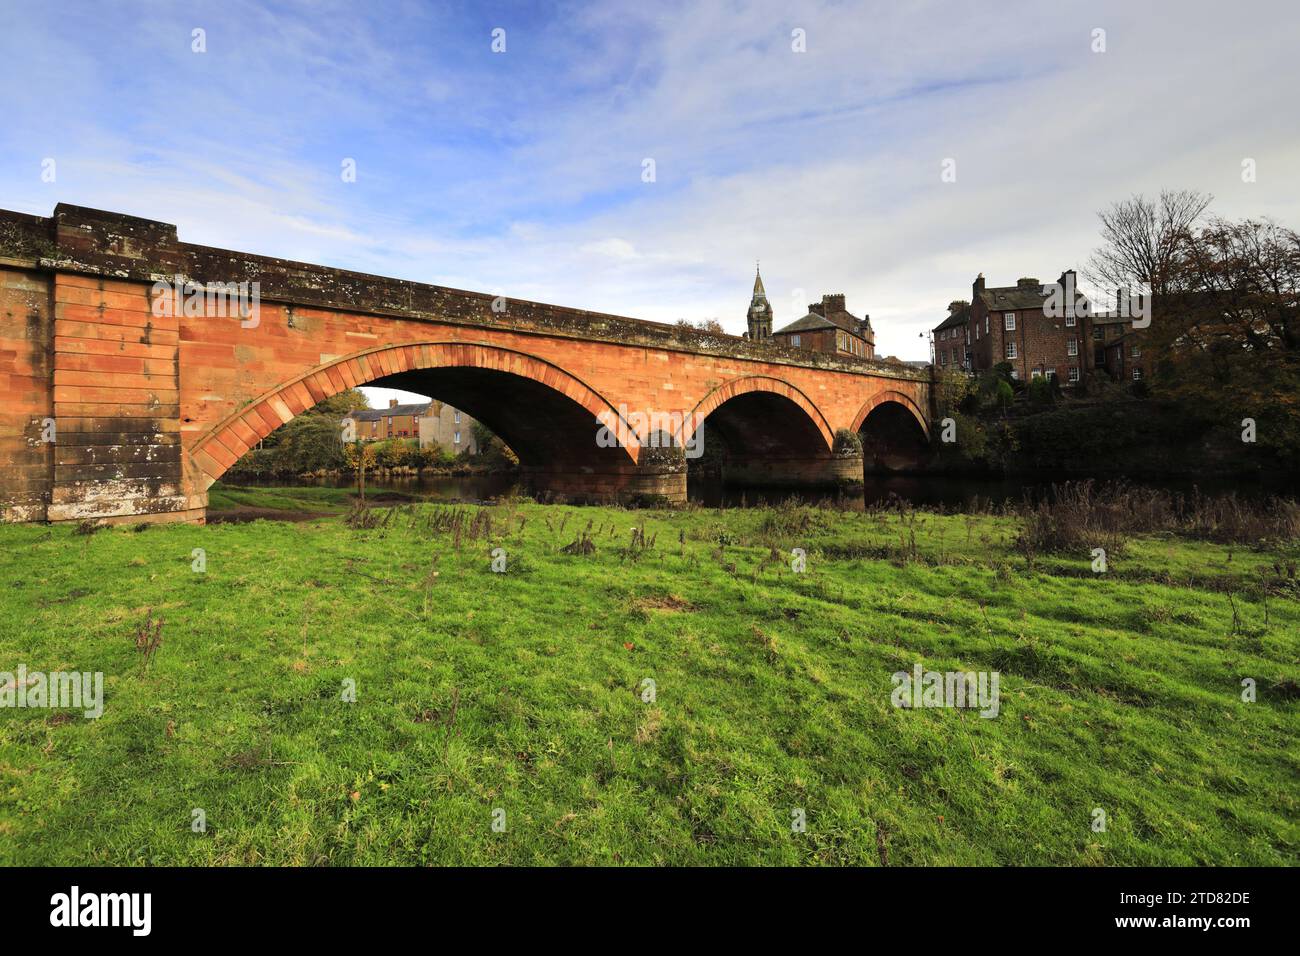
[746,262,772,342]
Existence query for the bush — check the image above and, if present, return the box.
[832,428,863,456]
[1026,376,1058,407]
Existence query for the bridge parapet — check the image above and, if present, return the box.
[3,204,927,382]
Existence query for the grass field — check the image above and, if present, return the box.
[1,488,1297,865]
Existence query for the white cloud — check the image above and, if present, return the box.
[2,0,1297,363]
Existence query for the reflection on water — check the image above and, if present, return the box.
[237,470,1293,512]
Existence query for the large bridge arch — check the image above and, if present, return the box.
[851,389,931,473]
[681,375,849,487]
[187,342,642,493]
[850,389,931,440]
[681,375,835,454]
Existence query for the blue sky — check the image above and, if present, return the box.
[2,0,1297,403]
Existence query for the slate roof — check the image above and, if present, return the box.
[934,303,971,332]
[775,312,842,335]
[348,402,431,421]
[977,283,1052,311]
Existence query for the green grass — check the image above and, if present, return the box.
[1,494,1296,865]
[206,482,357,514]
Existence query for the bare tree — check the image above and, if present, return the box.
[1085,189,1213,298]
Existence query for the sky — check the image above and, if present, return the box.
[2,0,1297,406]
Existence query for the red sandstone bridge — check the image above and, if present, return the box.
[1,204,932,524]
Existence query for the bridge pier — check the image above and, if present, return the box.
[719,453,864,490]
[522,466,687,505]
[522,443,689,504]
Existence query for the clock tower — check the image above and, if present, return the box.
[745,264,772,342]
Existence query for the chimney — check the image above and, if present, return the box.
[389,398,399,408]
[1016,277,1040,288]
[973,273,985,296]
[822,293,846,313]
[808,301,825,317]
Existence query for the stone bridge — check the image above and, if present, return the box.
[1,204,933,523]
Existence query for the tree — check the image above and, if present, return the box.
[273,415,348,473]
[1085,189,1212,298]
[344,440,377,501]
[675,318,727,335]
[1087,191,1300,465]
[1145,217,1300,462]
[313,388,371,417]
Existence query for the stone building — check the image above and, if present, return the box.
[935,271,1145,386]
[744,269,875,359]
[771,293,875,359]
[347,399,478,454]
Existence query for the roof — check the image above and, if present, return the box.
[978,285,1052,311]
[775,312,840,335]
[934,303,971,332]
[774,311,869,340]
[348,402,431,421]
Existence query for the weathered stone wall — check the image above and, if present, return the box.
[0,260,53,522]
[49,273,191,522]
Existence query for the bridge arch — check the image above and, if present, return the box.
[851,388,931,473]
[849,389,930,440]
[187,342,642,490]
[681,375,835,454]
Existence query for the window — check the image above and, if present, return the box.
[1004,313,1016,330]
[1065,314,1076,327]
[370,420,377,434]
[1130,344,1141,358]
[1068,367,1080,383]
[388,416,393,427]
[1010,369,1019,380]
[1067,338,1078,356]
[1046,369,1056,380]
[985,316,989,333]
[1005,342,1017,359]
[792,334,801,347]
[1031,369,1042,379]
[1132,367,1143,381]
[454,431,461,444]
[454,410,461,424]
[1093,327,1104,340]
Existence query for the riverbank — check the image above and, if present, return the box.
[1,492,1295,865]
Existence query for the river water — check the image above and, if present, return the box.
[231,472,1293,511]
